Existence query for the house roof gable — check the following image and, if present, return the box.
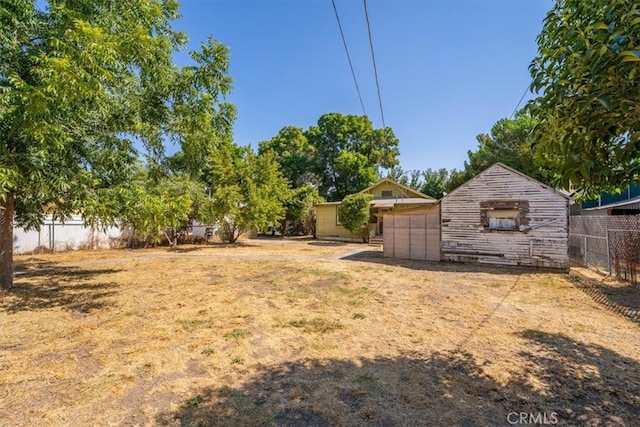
[358,178,435,200]
[441,163,571,202]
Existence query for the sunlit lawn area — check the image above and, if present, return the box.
[1,238,639,426]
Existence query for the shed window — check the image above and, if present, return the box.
[487,209,519,230]
[480,200,529,232]
[381,190,393,198]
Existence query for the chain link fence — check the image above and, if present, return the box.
[569,215,640,286]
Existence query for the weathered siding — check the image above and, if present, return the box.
[441,165,569,270]
[383,206,441,261]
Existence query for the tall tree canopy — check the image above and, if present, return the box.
[305,113,399,201]
[529,0,640,196]
[448,113,551,191]
[258,126,315,188]
[385,167,450,199]
[0,0,234,289]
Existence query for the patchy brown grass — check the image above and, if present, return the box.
[1,239,639,426]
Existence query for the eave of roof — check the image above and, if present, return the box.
[316,198,438,208]
[582,195,640,211]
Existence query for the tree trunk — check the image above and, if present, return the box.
[1,193,14,290]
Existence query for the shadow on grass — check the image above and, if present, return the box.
[2,267,121,314]
[308,241,350,247]
[340,250,540,276]
[157,331,639,426]
[569,273,640,323]
[13,258,58,272]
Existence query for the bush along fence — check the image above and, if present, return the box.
[569,215,640,286]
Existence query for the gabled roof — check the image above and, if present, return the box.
[441,163,572,202]
[315,178,436,207]
[359,178,435,200]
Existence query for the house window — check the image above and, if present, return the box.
[480,200,529,232]
[381,190,393,198]
[336,206,342,225]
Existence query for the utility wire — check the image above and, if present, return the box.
[331,0,367,117]
[363,0,386,129]
[510,84,531,119]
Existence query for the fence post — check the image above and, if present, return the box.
[606,228,611,276]
[583,236,587,265]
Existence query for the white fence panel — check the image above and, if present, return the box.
[13,215,126,254]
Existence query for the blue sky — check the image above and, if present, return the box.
[174,0,554,172]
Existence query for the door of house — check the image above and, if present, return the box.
[377,208,390,235]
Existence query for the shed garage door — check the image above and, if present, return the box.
[383,206,440,261]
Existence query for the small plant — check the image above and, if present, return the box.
[352,313,366,320]
[177,319,212,331]
[187,395,204,407]
[223,328,251,340]
[201,348,216,355]
[231,356,245,365]
[288,318,344,333]
[309,269,351,281]
[355,372,379,393]
[486,282,506,288]
[410,336,425,344]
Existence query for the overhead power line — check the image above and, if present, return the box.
[510,84,531,119]
[331,0,367,117]
[363,0,386,129]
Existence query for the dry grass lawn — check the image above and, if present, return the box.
[1,238,639,426]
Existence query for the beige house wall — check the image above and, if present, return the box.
[315,180,435,241]
[315,204,361,240]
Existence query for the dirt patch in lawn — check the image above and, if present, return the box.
[2,239,639,426]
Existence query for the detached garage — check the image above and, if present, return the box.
[383,205,440,261]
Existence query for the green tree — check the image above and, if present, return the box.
[446,169,468,194]
[529,0,640,196]
[419,168,450,199]
[258,126,316,188]
[384,166,409,186]
[338,193,373,242]
[206,143,291,243]
[116,172,207,248]
[0,1,234,289]
[305,113,399,201]
[285,183,324,237]
[445,113,551,193]
[384,167,448,199]
[466,114,549,183]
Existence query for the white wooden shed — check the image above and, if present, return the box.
[440,163,570,270]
